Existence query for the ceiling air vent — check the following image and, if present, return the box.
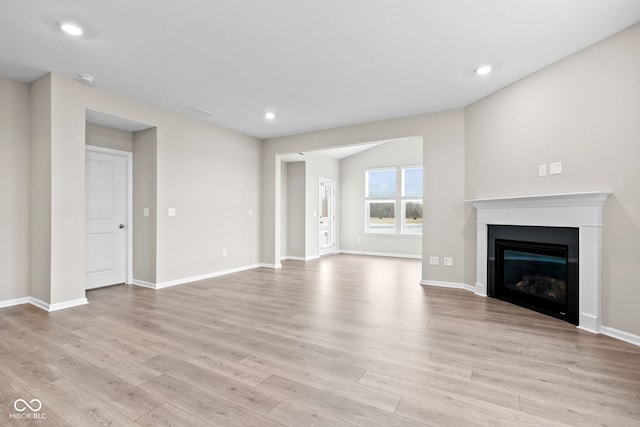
[182,106,216,122]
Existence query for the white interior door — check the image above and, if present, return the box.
[85,148,128,289]
[319,179,336,255]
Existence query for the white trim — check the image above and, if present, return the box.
[470,191,611,334]
[338,250,421,259]
[48,298,89,312]
[154,264,264,289]
[28,297,88,312]
[601,326,640,348]
[281,255,319,261]
[131,279,157,289]
[319,177,337,256]
[259,263,282,269]
[420,280,477,293]
[29,297,50,311]
[85,145,134,287]
[0,297,30,309]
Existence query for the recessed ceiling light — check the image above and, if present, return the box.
[59,22,84,36]
[474,65,493,76]
[265,111,276,120]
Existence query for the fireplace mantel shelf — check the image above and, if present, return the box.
[470,191,612,334]
[467,191,611,207]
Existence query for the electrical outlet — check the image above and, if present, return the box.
[168,208,176,217]
[443,257,453,266]
[429,256,439,265]
[550,161,562,175]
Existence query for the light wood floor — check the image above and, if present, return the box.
[1,254,639,426]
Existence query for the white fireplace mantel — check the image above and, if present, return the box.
[469,191,611,333]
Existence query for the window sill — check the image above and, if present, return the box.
[364,233,422,238]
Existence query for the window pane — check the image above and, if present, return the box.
[403,201,423,234]
[367,202,395,233]
[367,169,396,198]
[403,167,423,197]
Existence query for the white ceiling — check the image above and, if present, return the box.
[1,1,639,139]
[280,141,384,162]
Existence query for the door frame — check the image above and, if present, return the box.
[85,145,133,285]
[319,177,336,256]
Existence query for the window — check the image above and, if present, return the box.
[365,166,423,235]
[365,169,396,234]
[402,167,423,234]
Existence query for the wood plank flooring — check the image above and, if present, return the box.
[1,254,639,426]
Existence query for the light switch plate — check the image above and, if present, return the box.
[143,208,149,217]
[429,256,439,265]
[538,164,547,177]
[168,208,176,217]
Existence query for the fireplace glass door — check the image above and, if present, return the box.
[495,239,571,320]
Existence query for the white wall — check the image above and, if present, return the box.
[340,137,422,257]
[465,23,640,336]
[0,76,30,302]
[25,72,261,305]
[86,122,133,152]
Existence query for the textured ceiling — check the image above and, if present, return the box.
[1,0,639,138]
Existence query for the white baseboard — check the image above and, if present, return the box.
[577,313,599,334]
[0,297,30,309]
[281,255,320,261]
[154,263,264,289]
[48,298,88,312]
[601,325,640,347]
[28,297,88,312]
[420,280,475,292]
[28,297,50,311]
[259,263,282,269]
[338,250,421,259]
[131,279,157,289]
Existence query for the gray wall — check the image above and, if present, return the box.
[303,152,340,258]
[465,23,640,335]
[340,138,422,257]
[133,127,157,284]
[286,162,306,258]
[261,108,465,283]
[280,161,288,259]
[0,76,30,302]
[29,74,52,303]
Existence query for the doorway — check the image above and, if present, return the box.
[85,146,132,289]
[319,178,336,255]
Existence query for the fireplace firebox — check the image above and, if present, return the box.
[488,225,579,324]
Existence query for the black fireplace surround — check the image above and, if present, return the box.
[488,225,579,324]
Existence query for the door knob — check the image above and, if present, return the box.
[119,224,125,229]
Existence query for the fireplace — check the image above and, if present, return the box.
[488,225,579,324]
[470,192,610,333]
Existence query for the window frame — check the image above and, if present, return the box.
[364,165,423,236]
[364,167,397,234]
[400,166,423,235]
